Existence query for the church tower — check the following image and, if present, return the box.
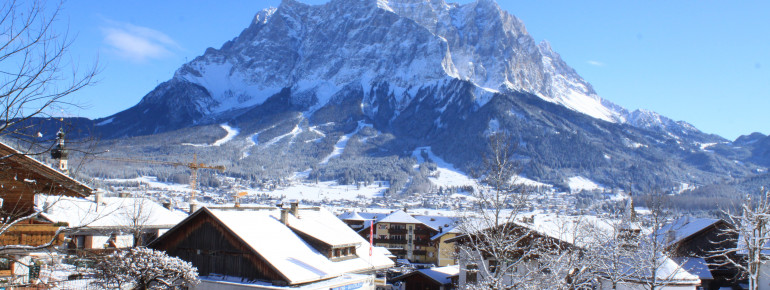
[50,128,69,175]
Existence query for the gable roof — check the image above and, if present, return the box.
[657,217,723,247]
[152,207,393,286]
[392,265,459,285]
[37,195,186,229]
[0,141,91,196]
[414,215,457,232]
[338,211,367,221]
[431,226,462,241]
[379,210,423,224]
[287,209,362,247]
[672,257,713,280]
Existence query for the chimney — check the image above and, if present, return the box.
[280,208,290,225]
[162,201,173,210]
[290,200,299,217]
[438,226,443,233]
[189,202,200,214]
[95,191,104,205]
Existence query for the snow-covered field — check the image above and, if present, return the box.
[241,181,388,202]
[102,176,191,192]
[568,176,604,193]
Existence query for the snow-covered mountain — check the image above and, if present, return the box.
[86,0,764,192]
[102,0,629,136]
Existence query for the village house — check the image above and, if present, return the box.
[0,140,91,218]
[348,210,458,266]
[657,217,740,289]
[35,193,186,252]
[149,202,394,289]
[447,214,702,289]
[0,140,93,286]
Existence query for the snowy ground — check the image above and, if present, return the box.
[412,147,475,187]
[212,124,239,146]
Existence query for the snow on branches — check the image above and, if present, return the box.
[92,248,199,289]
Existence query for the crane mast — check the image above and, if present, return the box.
[90,154,226,212]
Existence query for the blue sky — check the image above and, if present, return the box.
[54,0,768,140]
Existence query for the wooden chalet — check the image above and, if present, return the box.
[659,217,740,290]
[149,204,393,288]
[0,141,91,219]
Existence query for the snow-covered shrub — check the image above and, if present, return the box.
[92,248,198,289]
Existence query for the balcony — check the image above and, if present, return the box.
[389,228,407,234]
[414,240,432,246]
[414,229,435,235]
[413,250,428,256]
[374,238,407,244]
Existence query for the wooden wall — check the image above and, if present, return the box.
[150,211,287,284]
[0,146,90,219]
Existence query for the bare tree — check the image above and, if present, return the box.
[586,211,639,289]
[118,196,154,247]
[455,132,580,289]
[1,0,96,140]
[712,188,770,290]
[0,1,97,285]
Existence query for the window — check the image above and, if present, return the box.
[465,264,478,283]
[0,258,11,271]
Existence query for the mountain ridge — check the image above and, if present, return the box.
[44,0,766,194]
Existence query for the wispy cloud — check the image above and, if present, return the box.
[100,18,182,62]
[587,60,605,67]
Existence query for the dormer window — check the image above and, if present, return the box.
[330,245,357,262]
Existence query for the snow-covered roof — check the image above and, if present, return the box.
[378,210,423,224]
[355,212,401,232]
[657,217,722,247]
[287,209,364,247]
[36,195,186,229]
[431,226,462,241]
[672,257,713,280]
[649,255,701,284]
[338,211,367,221]
[598,254,701,285]
[515,214,615,248]
[204,207,393,285]
[414,215,457,232]
[418,265,460,285]
[394,265,459,285]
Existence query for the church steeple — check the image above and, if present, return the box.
[50,127,69,175]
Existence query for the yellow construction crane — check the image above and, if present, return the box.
[90,154,226,207]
